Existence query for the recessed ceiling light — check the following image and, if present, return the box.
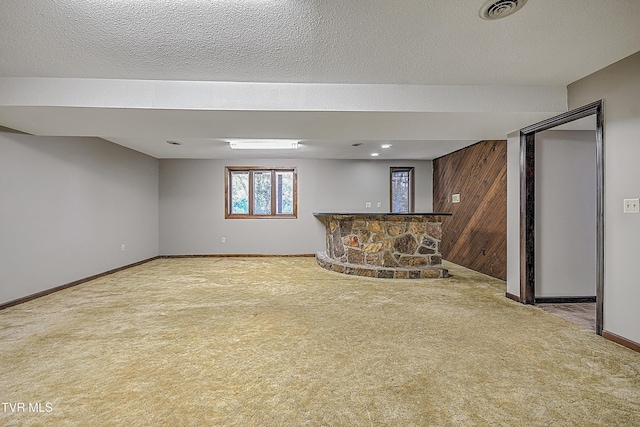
[371,153,380,157]
[166,140,182,145]
[228,139,299,150]
[381,144,392,148]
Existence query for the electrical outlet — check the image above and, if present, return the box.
[365,202,372,208]
[221,237,226,243]
[121,244,126,252]
[623,198,639,214]
[452,194,460,203]
[377,202,382,208]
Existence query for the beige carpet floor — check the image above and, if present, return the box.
[1,257,639,426]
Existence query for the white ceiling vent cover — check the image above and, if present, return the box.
[479,0,528,20]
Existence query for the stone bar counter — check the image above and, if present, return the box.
[314,213,451,279]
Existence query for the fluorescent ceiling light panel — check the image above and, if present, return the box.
[229,139,299,150]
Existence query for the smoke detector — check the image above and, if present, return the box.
[479,0,527,20]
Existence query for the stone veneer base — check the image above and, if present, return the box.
[316,252,449,279]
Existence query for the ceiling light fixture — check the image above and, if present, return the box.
[479,0,527,20]
[381,144,392,148]
[229,139,299,150]
[371,153,380,157]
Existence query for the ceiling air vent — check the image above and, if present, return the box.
[479,0,527,20]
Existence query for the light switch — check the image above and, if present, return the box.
[623,198,639,214]
[365,201,372,208]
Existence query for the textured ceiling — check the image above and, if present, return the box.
[0,0,638,159]
[2,0,640,85]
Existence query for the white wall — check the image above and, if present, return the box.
[0,129,159,305]
[506,131,521,298]
[159,158,433,255]
[535,130,596,297]
[568,51,640,343]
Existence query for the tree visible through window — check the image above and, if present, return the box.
[390,167,415,213]
[225,167,297,218]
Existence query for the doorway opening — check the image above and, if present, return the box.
[518,100,604,335]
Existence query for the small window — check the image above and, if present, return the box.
[225,167,297,218]
[390,167,415,213]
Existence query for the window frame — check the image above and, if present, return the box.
[390,167,415,213]
[225,166,298,219]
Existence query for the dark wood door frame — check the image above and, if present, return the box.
[519,100,604,335]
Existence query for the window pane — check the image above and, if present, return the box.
[226,167,297,219]
[391,170,411,213]
[230,172,249,214]
[253,171,272,215]
[276,171,294,214]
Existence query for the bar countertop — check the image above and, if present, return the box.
[313,211,450,279]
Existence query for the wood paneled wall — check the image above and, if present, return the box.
[433,140,507,280]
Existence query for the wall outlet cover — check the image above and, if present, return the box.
[623,198,639,214]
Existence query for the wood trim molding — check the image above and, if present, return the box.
[159,254,315,258]
[518,100,604,335]
[505,292,520,302]
[0,256,159,311]
[519,132,535,304]
[534,296,596,304]
[602,331,640,353]
[594,103,605,336]
[520,101,602,134]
